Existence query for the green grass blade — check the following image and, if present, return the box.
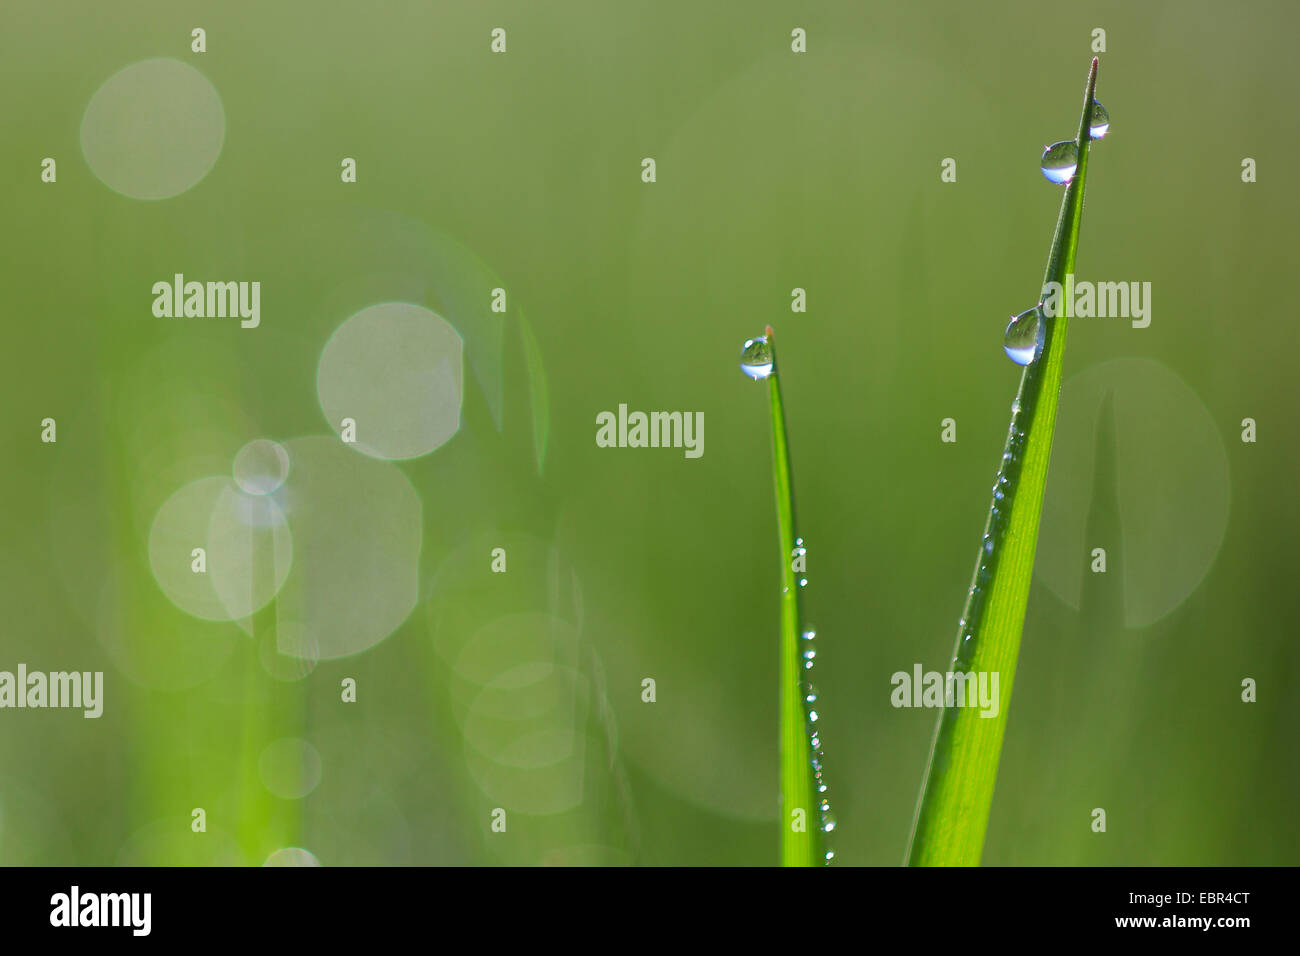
[757,326,822,867]
[518,312,550,475]
[906,58,1101,866]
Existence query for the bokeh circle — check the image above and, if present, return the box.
[80,59,225,200]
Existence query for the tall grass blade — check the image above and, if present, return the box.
[748,326,826,866]
[907,58,1102,866]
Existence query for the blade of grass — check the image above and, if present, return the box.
[906,57,1101,866]
[760,326,821,867]
[518,312,551,476]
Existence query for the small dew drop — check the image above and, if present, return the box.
[803,684,818,703]
[739,336,774,380]
[1089,99,1110,140]
[1003,306,1044,366]
[1040,141,1079,184]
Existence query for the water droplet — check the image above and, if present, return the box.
[1003,306,1044,366]
[821,814,837,833]
[809,734,821,749]
[1040,141,1079,184]
[808,710,819,723]
[739,336,773,380]
[1089,99,1110,140]
[802,649,816,661]
[801,627,816,641]
[803,684,818,703]
[824,850,835,863]
[798,577,808,588]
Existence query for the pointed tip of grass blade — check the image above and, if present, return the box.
[765,324,775,339]
[1082,58,1100,143]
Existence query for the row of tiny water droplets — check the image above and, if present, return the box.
[739,340,834,863]
[1007,100,1112,365]
[800,618,836,862]
[954,411,1029,673]
[792,538,834,862]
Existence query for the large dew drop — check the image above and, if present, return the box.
[1040,141,1079,184]
[1089,99,1110,140]
[739,336,773,380]
[1003,306,1045,366]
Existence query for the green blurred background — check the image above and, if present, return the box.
[2,0,1297,865]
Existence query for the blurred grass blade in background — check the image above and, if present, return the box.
[742,326,831,866]
[907,58,1103,866]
